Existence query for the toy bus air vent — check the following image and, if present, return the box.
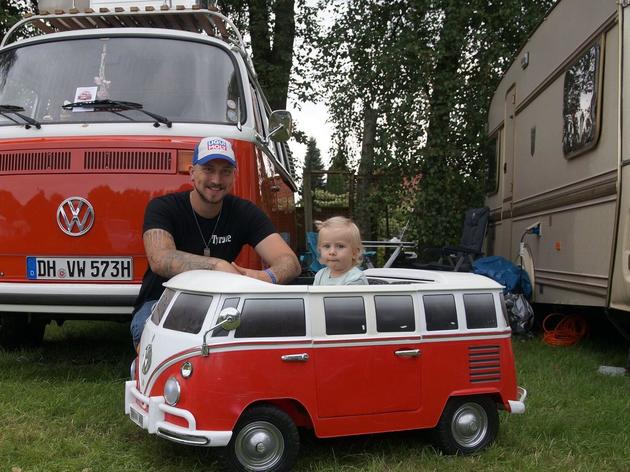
[468,345,502,383]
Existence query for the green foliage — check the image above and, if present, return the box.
[0,0,32,44]
[219,0,318,111]
[310,0,554,250]
[303,136,325,190]
[313,187,348,207]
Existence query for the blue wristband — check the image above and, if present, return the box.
[264,268,277,284]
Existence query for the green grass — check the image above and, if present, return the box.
[1,319,629,471]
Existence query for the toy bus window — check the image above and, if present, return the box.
[163,293,213,334]
[374,295,415,332]
[212,297,241,337]
[463,293,498,329]
[150,288,176,325]
[324,297,367,335]
[485,134,499,195]
[423,294,458,331]
[562,38,603,158]
[235,298,305,338]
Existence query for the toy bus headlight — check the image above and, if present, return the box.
[181,361,193,378]
[164,376,181,406]
[130,358,137,380]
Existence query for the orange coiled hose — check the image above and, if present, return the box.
[542,313,588,346]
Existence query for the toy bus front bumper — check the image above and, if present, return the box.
[507,386,527,414]
[124,380,232,447]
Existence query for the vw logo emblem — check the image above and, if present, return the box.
[57,197,95,237]
[142,344,152,375]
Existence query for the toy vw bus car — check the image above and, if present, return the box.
[125,268,526,471]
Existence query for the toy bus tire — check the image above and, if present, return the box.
[432,396,499,455]
[222,404,300,472]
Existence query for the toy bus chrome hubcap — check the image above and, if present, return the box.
[235,420,284,470]
[451,402,488,447]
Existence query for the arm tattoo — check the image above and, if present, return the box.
[144,228,218,278]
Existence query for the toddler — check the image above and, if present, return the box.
[314,216,368,285]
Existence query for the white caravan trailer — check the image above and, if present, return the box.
[485,0,630,334]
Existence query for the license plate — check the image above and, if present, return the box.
[129,405,145,429]
[26,257,132,280]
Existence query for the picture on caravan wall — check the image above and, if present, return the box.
[562,40,602,157]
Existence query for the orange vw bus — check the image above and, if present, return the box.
[0,2,297,348]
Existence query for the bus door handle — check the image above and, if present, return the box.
[395,349,421,358]
[281,353,309,362]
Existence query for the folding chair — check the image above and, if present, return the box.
[417,206,490,272]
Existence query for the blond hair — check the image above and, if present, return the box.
[316,216,364,265]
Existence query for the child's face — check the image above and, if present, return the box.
[318,227,359,277]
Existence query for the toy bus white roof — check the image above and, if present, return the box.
[163,269,504,295]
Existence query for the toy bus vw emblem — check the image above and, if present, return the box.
[57,197,95,236]
[142,344,152,375]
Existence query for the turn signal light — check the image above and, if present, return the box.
[177,149,194,174]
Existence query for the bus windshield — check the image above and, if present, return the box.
[0,36,243,126]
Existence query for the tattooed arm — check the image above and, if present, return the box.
[143,228,238,278]
[231,233,301,284]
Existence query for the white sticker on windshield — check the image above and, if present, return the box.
[73,86,98,112]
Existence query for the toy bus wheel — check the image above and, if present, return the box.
[433,396,498,455]
[223,405,299,472]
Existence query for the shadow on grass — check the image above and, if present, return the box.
[144,428,439,471]
[1,320,135,382]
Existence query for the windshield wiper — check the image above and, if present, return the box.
[0,105,42,129]
[62,100,172,128]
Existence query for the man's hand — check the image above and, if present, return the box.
[253,234,301,283]
[231,262,270,282]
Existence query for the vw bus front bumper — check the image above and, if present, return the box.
[124,380,232,447]
[507,386,527,414]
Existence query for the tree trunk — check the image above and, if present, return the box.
[355,105,378,239]
[247,0,295,110]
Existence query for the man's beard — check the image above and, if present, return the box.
[194,181,225,205]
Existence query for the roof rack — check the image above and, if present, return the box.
[1,5,245,49]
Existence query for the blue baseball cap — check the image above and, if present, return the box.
[193,137,237,167]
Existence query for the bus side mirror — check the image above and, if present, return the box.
[216,307,241,331]
[201,307,241,356]
[268,110,293,142]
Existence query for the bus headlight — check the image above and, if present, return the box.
[164,376,181,406]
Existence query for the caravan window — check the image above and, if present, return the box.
[485,134,499,195]
[562,38,602,158]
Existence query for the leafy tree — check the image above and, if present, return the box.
[219,0,317,111]
[311,0,554,249]
[0,0,35,44]
[325,138,350,195]
[302,137,325,191]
